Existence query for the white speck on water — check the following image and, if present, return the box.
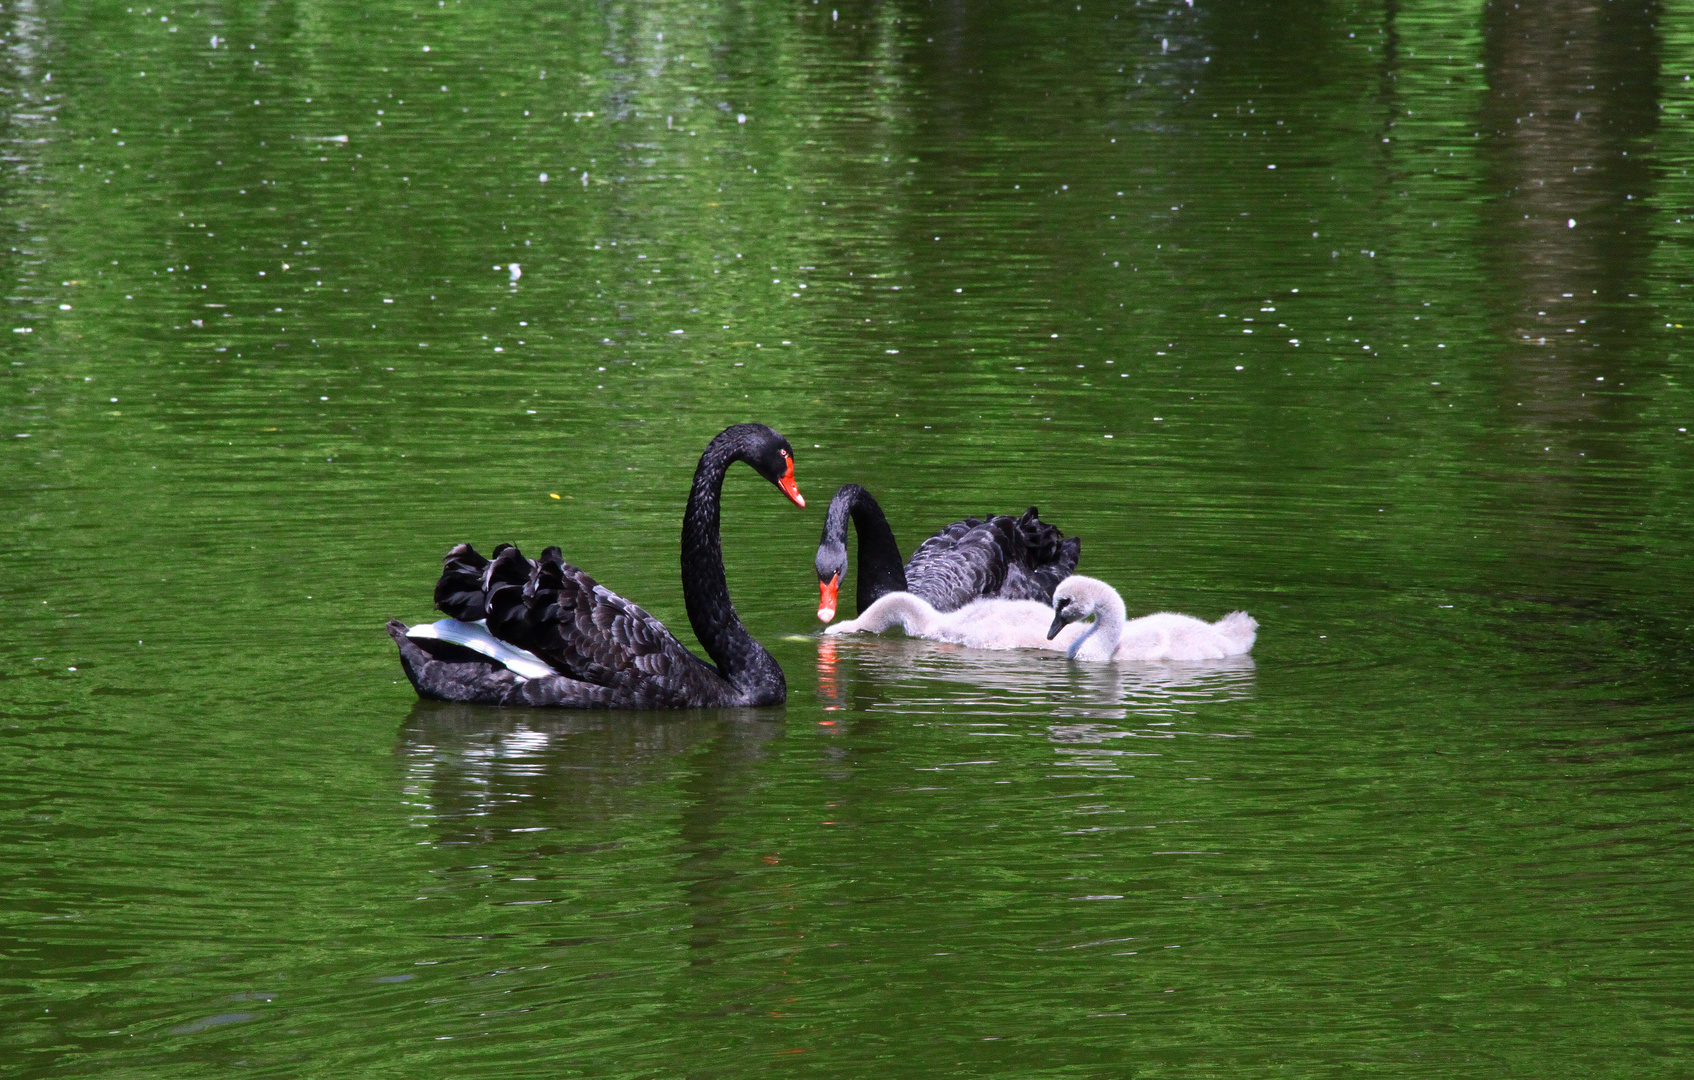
[1235,365,1245,370]
[886,349,899,354]
[539,172,548,182]
[59,304,71,310]
[1568,218,1576,228]
[508,263,521,281]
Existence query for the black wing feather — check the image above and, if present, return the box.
[469,543,722,707]
[997,507,1082,603]
[433,543,492,621]
[904,516,1013,612]
[903,506,1080,610]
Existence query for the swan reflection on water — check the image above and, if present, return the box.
[395,702,783,840]
[815,634,1255,723]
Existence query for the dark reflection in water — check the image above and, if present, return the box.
[397,703,782,842]
[399,703,787,977]
[1480,0,1660,369]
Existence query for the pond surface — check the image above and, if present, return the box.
[4,0,1694,1076]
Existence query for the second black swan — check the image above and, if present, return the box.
[812,483,1080,621]
[388,423,805,708]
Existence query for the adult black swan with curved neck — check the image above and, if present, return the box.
[387,423,806,708]
[813,483,1081,621]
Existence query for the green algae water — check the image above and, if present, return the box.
[5,0,1694,1075]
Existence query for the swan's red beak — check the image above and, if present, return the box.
[778,456,805,508]
[817,573,840,622]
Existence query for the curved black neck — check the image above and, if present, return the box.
[824,484,909,615]
[681,428,785,696]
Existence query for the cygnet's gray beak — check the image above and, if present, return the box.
[1046,611,1068,640]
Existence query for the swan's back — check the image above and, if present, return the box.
[826,592,1059,651]
[904,517,1013,611]
[906,507,1081,612]
[1111,610,1257,663]
[935,597,1056,650]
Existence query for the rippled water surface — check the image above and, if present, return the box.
[5,0,1694,1076]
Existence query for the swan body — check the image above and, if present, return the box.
[824,592,1083,651]
[389,423,806,708]
[814,484,1080,621]
[827,575,1257,664]
[1047,576,1256,662]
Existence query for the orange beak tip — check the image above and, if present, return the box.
[778,457,805,507]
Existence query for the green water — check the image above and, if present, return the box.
[5,0,1694,1075]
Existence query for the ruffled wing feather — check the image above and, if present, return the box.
[904,516,1014,612]
[478,545,724,708]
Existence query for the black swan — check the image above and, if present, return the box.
[387,423,805,708]
[812,483,1081,621]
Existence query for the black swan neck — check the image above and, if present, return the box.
[681,427,785,698]
[826,485,909,614]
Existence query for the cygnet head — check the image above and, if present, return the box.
[1046,576,1111,640]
